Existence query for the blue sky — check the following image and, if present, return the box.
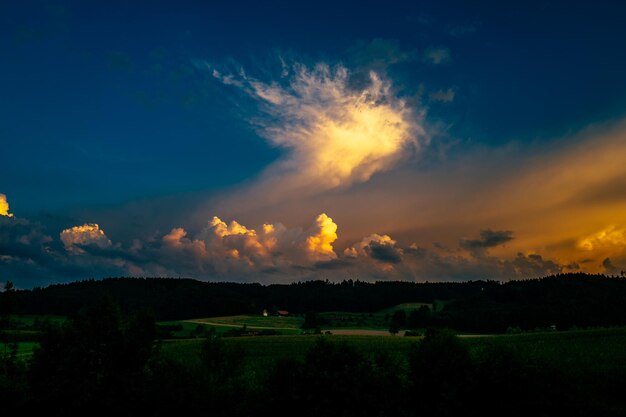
[2,1,626,286]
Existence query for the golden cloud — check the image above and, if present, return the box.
[161,213,339,275]
[60,223,112,253]
[212,62,426,192]
[305,213,338,261]
[0,194,13,217]
[578,226,626,251]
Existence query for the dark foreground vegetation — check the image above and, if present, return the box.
[5,273,626,332]
[2,298,626,416]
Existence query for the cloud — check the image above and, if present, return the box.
[344,233,403,265]
[366,240,403,264]
[60,223,112,253]
[209,61,426,193]
[508,253,562,277]
[305,213,338,261]
[0,194,13,217]
[423,47,451,64]
[0,203,575,285]
[336,229,566,281]
[429,88,455,103]
[578,226,626,251]
[460,229,514,252]
[158,213,339,277]
[602,257,619,275]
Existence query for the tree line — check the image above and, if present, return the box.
[3,273,626,332]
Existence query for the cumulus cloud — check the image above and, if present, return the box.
[209,61,426,192]
[423,47,451,64]
[0,194,13,217]
[602,257,619,275]
[0,202,575,285]
[367,240,403,264]
[333,229,566,281]
[60,224,112,253]
[345,234,403,264]
[305,213,338,261]
[158,213,339,276]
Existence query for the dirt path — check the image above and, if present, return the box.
[185,321,494,337]
[322,329,400,336]
[184,320,298,331]
[325,330,494,337]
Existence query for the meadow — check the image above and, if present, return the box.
[3,309,626,415]
[158,327,626,370]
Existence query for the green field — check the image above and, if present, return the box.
[0,341,38,361]
[8,315,66,328]
[158,327,626,378]
[6,323,626,408]
[158,315,304,338]
[188,314,304,329]
[157,302,440,336]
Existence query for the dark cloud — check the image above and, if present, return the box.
[508,253,562,277]
[602,257,619,275]
[314,258,355,270]
[365,241,403,264]
[459,229,514,251]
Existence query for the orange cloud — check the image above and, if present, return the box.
[160,213,339,275]
[60,223,112,253]
[578,226,626,252]
[0,194,13,217]
[211,61,426,194]
[305,213,338,261]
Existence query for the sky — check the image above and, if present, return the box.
[2,0,626,288]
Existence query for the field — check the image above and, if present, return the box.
[155,303,428,337]
[4,316,626,411]
[158,327,626,369]
[5,308,626,382]
[156,326,626,409]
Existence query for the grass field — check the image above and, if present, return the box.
[0,341,38,361]
[9,315,66,328]
[156,302,441,336]
[188,314,304,329]
[6,324,626,402]
[158,315,304,338]
[159,327,626,374]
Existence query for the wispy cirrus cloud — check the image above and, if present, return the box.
[208,61,427,194]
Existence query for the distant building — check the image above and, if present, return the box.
[276,310,289,316]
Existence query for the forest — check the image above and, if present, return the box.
[4,273,626,332]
